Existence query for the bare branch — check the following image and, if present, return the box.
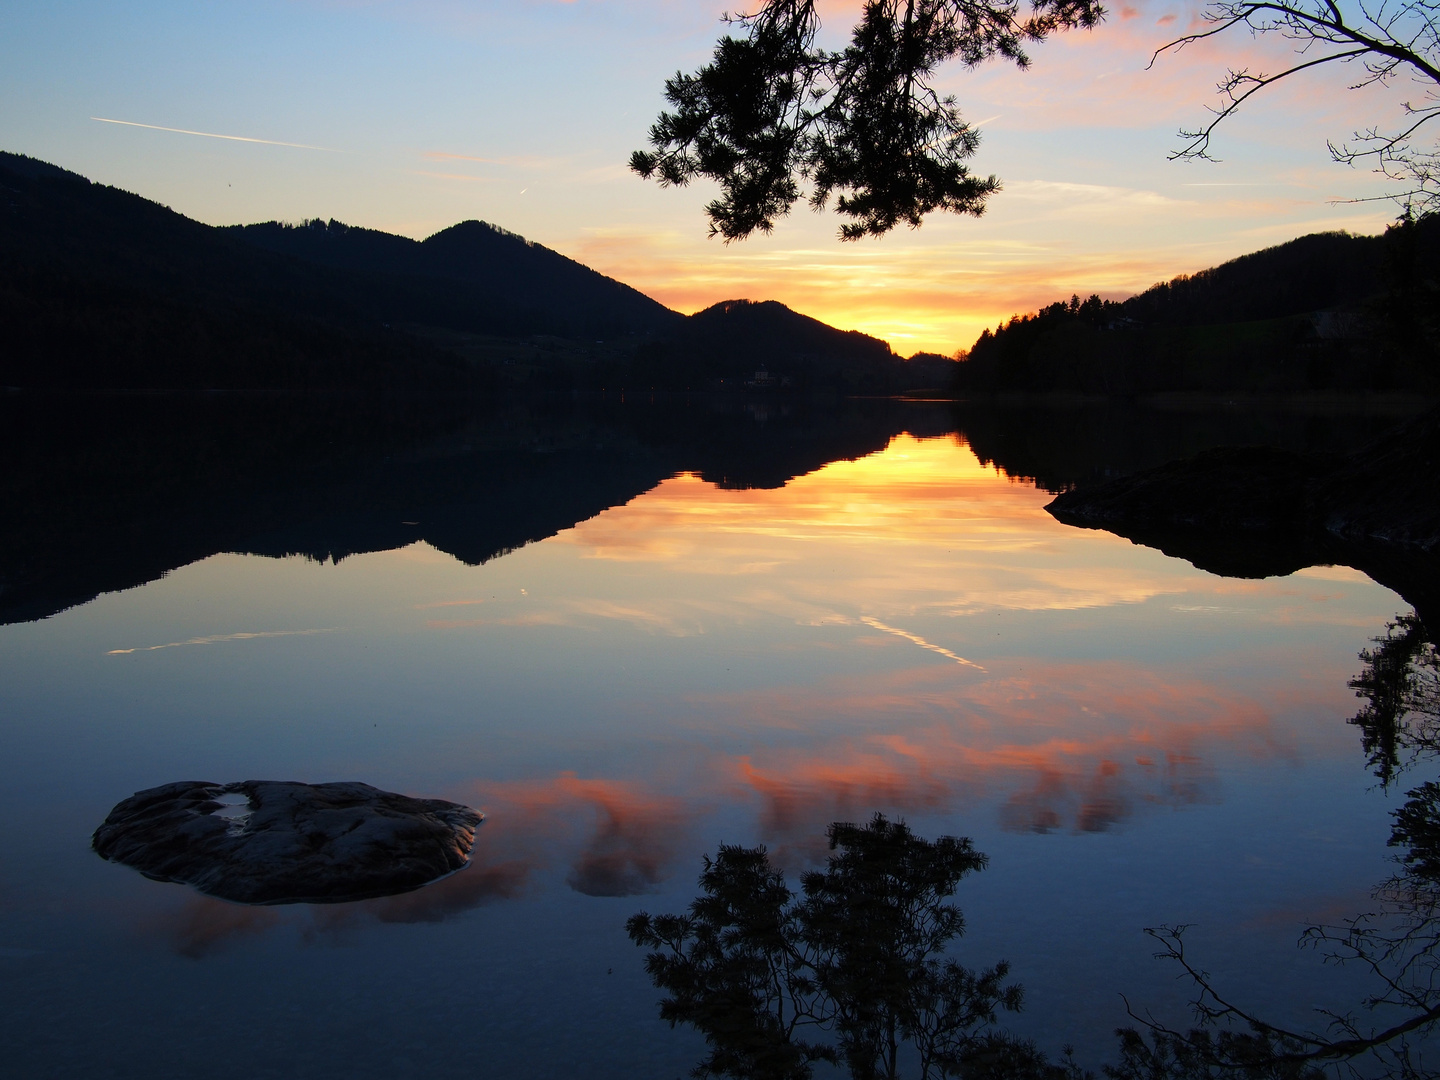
[1151,0,1440,213]
[1171,48,1370,160]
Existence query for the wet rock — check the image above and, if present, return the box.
[92,780,483,905]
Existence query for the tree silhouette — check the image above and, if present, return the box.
[1348,612,1440,789]
[1154,0,1440,214]
[631,0,1103,240]
[627,814,1072,1079]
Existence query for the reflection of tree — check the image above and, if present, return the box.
[1120,613,1440,1078]
[1127,792,1440,1079]
[1350,614,1440,789]
[628,815,1073,1080]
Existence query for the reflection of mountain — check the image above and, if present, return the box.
[0,395,951,625]
[6,395,1429,626]
[944,400,1440,627]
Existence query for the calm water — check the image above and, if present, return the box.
[0,396,1428,1078]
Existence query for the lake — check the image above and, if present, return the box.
[0,393,1432,1078]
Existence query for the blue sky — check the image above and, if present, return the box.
[0,0,1412,353]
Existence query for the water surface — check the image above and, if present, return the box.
[0,397,1424,1077]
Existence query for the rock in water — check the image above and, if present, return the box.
[92,781,484,905]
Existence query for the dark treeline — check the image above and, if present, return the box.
[10,150,1440,399]
[955,218,1440,395]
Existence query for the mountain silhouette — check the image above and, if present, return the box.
[0,151,474,389]
[614,299,938,394]
[226,217,681,340]
[1120,230,1393,326]
[1,150,931,392]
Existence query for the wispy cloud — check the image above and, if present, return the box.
[107,628,338,655]
[90,117,341,152]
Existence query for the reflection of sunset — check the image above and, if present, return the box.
[505,434,1213,637]
[373,432,1383,895]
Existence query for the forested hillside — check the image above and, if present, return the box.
[955,219,1440,395]
[0,152,484,390]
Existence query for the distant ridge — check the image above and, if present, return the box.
[615,298,935,394]
[227,217,681,339]
[0,150,687,389]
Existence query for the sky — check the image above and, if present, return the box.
[0,0,1418,354]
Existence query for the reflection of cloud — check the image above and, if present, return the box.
[553,438,1197,620]
[694,657,1294,849]
[428,660,1260,873]
[361,859,531,923]
[479,775,693,897]
[107,628,338,655]
[165,896,283,959]
[568,851,667,897]
[302,850,532,938]
[424,596,735,636]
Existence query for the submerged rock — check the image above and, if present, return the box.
[92,780,483,905]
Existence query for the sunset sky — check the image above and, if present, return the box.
[1,0,1415,354]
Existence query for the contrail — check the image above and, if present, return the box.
[860,616,985,670]
[107,628,339,655]
[91,116,341,152]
